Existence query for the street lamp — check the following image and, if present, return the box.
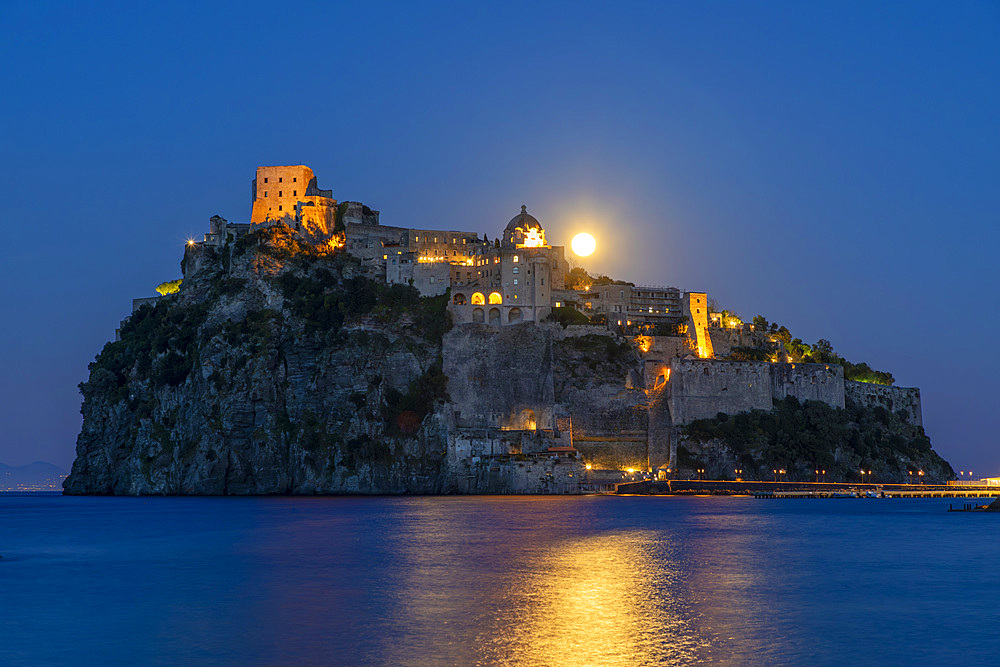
[918,470,924,484]
[908,470,913,485]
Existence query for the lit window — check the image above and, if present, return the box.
[513,255,519,263]
[555,301,562,307]
[415,236,419,242]
[383,255,388,260]
[434,237,438,243]
[472,292,486,305]
[488,292,502,304]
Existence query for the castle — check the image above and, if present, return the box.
[185,165,716,355]
[169,166,923,482]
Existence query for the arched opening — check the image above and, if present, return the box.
[472,307,485,323]
[488,308,501,325]
[471,292,486,305]
[508,307,522,323]
[488,291,502,305]
[453,293,466,305]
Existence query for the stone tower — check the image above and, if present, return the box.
[250,165,336,240]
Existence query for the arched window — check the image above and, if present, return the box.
[508,307,522,323]
[488,292,502,305]
[488,308,501,325]
[471,292,486,305]
[472,308,485,323]
[453,293,466,305]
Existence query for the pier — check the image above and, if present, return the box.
[615,479,1000,498]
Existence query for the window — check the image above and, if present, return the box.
[264,177,268,183]
[513,255,519,263]
[279,177,283,182]
[415,236,419,242]
[434,237,438,243]
[462,239,466,244]
[620,290,625,298]
[555,301,562,307]
[293,190,297,196]
[512,267,519,274]
[488,292,502,304]
[513,279,519,286]
[541,278,544,286]
[279,191,282,197]
[293,177,297,182]
[264,192,268,197]
[453,250,457,256]
[472,292,486,305]
[383,255,387,260]
[429,276,436,284]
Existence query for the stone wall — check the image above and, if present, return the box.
[708,326,770,358]
[845,381,922,426]
[771,363,845,408]
[667,359,773,426]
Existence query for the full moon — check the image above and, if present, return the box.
[571,232,596,257]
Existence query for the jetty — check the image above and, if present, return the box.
[615,479,1000,498]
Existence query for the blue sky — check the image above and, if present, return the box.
[1,1,997,472]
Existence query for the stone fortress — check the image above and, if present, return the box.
[176,165,923,486]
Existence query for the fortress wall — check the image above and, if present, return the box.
[412,262,450,297]
[771,363,845,408]
[572,438,647,471]
[442,323,555,431]
[708,327,769,358]
[845,381,922,427]
[667,359,772,425]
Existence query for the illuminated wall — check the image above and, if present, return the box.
[250,165,336,238]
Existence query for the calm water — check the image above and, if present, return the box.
[1,494,998,666]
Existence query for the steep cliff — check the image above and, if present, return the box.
[65,226,454,495]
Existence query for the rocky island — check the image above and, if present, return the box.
[65,165,953,495]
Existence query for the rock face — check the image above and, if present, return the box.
[66,227,455,495]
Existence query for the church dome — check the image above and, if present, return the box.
[505,205,541,233]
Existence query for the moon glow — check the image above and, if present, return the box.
[571,232,596,257]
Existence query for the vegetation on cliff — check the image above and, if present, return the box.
[680,396,952,483]
[68,224,453,495]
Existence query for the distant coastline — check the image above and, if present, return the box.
[1,462,67,493]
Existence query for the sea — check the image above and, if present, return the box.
[1,493,997,666]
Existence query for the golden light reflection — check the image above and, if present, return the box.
[484,530,700,665]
